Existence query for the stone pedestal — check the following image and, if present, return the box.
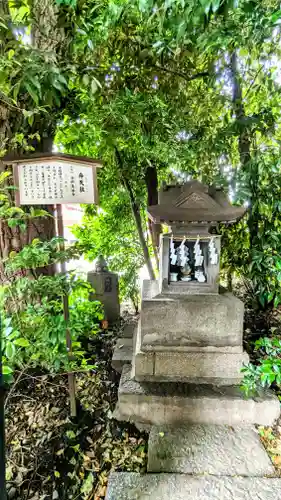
[112,275,279,426]
[132,280,248,385]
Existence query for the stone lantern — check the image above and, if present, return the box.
[87,255,120,324]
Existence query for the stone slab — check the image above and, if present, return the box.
[115,365,280,427]
[120,323,136,338]
[148,425,274,476]
[106,473,281,500]
[134,339,248,384]
[140,283,244,351]
[154,351,248,383]
[112,338,133,373]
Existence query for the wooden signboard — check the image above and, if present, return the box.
[10,153,101,205]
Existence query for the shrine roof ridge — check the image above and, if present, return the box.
[147,205,246,224]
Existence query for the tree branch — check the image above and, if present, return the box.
[152,65,209,82]
[115,148,156,280]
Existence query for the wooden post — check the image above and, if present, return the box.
[56,204,77,418]
[0,316,7,500]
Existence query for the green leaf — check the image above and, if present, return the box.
[66,430,76,439]
[212,0,221,12]
[82,74,90,86]
[81,472,94,495]
[8,49,14,60]
[271,10,281,24]
[91,77,101,94]
[274,296,280,308]
[7,219,20,228]
[87,39,94,50]
[23,81,39,105]
[14,338,30,347]
[5,342,16,359]
[2,365,13,375]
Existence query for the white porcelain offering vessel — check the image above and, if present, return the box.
[170,273,178,282]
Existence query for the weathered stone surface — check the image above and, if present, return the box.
[133,350,154,378]
[141,279,161,300]
[106,473,281,500]
[132,321,155,378]
[120,323,136,339]
[148,425,274,476]
[88,271,120,323]
[153,351,248,384]
[116,365,280,426]
[112,338,133,373]
[134,322,246,383]
[140,283,244,351]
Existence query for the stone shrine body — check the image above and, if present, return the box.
[113,180,280,428]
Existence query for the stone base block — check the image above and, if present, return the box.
[133,319,248,384]
[116,365,280,427]
[140,281,244,351]
[148,425,274,476]
[134,348,248,384]
[106,473,281,500]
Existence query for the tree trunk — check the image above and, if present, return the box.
[230,51,258,247]
[0,0,59,274]
[115,149,155,279]
[123,175,155,280]
[227,268,233,292]
[145,165,161,269]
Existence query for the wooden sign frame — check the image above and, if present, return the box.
[8,153,102,206]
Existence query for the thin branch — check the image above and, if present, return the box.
[152,65,209,82]
[5,365,29,410]
[244,64,265,99]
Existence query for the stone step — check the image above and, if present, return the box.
[112,338,133,373]
[115,365,280,427]
[148,425,274,476]
[105,473,281,500]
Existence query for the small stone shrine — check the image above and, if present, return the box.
[133,180,248,385]
[87,255,120,324]
[107,181,281,500]
[113,180,280,426]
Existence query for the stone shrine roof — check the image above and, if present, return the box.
[147,180,246,225]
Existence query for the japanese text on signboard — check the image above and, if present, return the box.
[17,161,96,205]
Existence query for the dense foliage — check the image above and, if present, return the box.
[73,190,143,311]
[0,175,103,380]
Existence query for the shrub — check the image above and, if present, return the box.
[241,331,281,396]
